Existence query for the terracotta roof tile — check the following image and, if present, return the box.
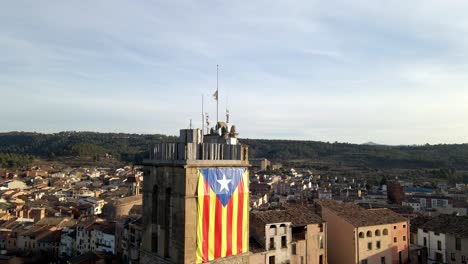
[252,206,323,227]
[317,200,407,227]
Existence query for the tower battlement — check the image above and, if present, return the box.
[143,126,248,166]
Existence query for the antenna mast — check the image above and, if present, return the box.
[201,95,204,134]
[216,64,219,124]
[205,113,210,134]
[226,94,230,124]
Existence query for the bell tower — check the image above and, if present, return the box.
[141,122,250,264]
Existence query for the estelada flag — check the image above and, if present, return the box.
[196,168,249,263]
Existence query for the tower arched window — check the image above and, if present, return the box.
[375,229,381,236]
[359,232,364,238]
[383,229,388,235]
[366,231,372,237]
[151,185,159,253]
[152,185,159,224]
[164,188,172,258]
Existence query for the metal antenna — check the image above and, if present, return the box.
[189,119,192,129]
[216,64,219,124]
[226,109,230,124]
[201,95,204,134]
[226,94,229,124]
[205,113,210,134]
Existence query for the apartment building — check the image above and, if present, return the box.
[250,205,327,264]
[417,215,468,264]
[317,200,409,264]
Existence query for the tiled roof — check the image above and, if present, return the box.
[252,206,323,227]
[420,215,468,237]
[317,200,407,227]
[37,229,62,243]
[93,222,115,234]
[409,215,432,233]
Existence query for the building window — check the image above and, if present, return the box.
[394,226,397,229]
[394,237,397,243]
[269,255,275,264]
[367,231,372,237]
[281,236,287,248]
[270,225,277,236]
[456,237,462,251]
[269,237,275,250]
[361,260,368,264]
[318,224,323,232]
[383,229,388,235]
[359,232,364,238]
[375,230,381,236]
[292,244,296,255]
[424,237,427,246]
[319,236,324,249]
[403,236,406,241]
[376,241,381,249]
[279,224,286,235]
[451,253,456,261]
[368,242,372,250]
[437,240,442,251]
[435,232,440,236]
[435,252,443,262]
[381,256,386,264]
[461,255,466,264]
[403,224,406,228]
[319,255,323,264]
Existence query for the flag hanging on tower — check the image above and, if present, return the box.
[213,90,218,101]
[196,168,249,263]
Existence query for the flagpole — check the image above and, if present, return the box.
[201,94,204,135]
[216,64,219,124]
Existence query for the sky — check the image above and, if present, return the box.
[1,1,468,145]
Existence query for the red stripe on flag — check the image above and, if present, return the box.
[214,198,223,259]
[237,179,244,254]
[202,179,210,262]
[226,195,233,257]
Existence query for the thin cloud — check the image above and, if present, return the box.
[1,1,468,144]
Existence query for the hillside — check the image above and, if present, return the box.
[1,132,468,174]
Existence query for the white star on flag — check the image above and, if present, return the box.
[217,174,231,192]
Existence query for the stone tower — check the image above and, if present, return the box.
[141,122,250,264]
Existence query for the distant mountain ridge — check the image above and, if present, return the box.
[361,141,383,146]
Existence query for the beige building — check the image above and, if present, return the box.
[101,194,142,221]
[141,124,250,264]
[250,206,327,264]
[317,200,409,264]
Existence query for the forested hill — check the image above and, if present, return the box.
[1,132,468,170]
[242,139,468,170]
[0,132,177,164]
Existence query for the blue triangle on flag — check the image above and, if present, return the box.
[200,168,245,207]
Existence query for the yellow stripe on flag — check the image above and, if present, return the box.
[232,185,238,255]
[242,170,249,253]
[208,188,216,261]
[196,171,204,264]
[221,202,227,257]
